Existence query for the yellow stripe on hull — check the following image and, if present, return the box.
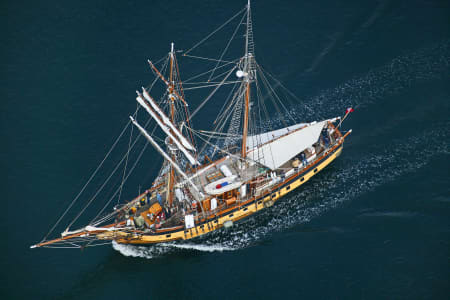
[113,146,343,245]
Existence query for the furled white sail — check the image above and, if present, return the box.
[130,116,202,197]
[247,120,326,170]
[136,95,199,166]
[142,88,195,151]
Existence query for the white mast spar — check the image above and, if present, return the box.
[135,93,199,165]
[142,88,195,151]
[130,116,203,200]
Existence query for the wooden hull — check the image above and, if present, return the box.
[112,143,344,245]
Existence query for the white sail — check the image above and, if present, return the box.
[136,95,199,166]
[247,123,307,150]
[142,88,195,151]
[247,120,327,170]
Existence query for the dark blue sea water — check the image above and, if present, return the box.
[2,0,449,299]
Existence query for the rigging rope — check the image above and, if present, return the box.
[186,126,243,161]
[182,81,240,90]
[182,54,235,64]
[117,104,137,204]
[190,65,237,119]
[256,64,297,127]
[259,65,320,120]
[41,55,169,242]
[66,117,147,230]
[182,60,238,83]
[91,134,151,226]
[116,57,168,204]
[208,9,247,81]
[41,118,132,242]
[91,76,177,226]
[61,58,169,233]
[183,7,246,55]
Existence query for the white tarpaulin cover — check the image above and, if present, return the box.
[247,121,326,170]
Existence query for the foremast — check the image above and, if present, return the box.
[138,44,201,205]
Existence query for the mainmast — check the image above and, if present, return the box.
[241,0,254,159]
[167,42,176,206]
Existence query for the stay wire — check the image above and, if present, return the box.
[42,54,167,241]
[183,7,246,55]
[66,115,149,230]
[41,117,132,242]
[117,104,137,204]
[190,65,237,119]
[208,9,247,81]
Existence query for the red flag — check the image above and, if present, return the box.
[346,107,354,114]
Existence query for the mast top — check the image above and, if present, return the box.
[244,0,254,65]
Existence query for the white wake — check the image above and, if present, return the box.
[112,240,234,259]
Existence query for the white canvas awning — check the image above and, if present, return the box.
[247,120,326,170]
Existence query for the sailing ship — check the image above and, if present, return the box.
[32,1,353,249]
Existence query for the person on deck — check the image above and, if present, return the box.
[164,206,171,219]
[300,152,307,167]
[156,193,163,205]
